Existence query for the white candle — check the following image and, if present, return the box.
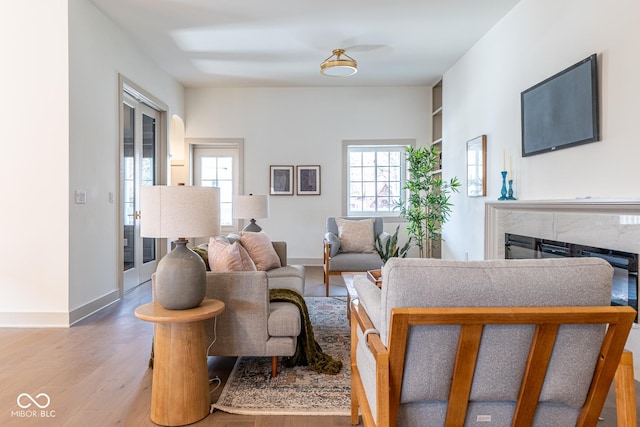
[503,149,506,171]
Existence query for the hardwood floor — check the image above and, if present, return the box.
[0,267,636,426]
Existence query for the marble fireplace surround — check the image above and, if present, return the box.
[484,199,640,380]
[485,199,640,260]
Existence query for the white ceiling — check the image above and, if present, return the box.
[89,0,521,88]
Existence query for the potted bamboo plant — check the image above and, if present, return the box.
[396,145,460,258]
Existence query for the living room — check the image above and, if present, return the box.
[3,0,640,392]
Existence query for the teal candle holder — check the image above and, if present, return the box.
[507,179,517,200]
[498,171,507,200]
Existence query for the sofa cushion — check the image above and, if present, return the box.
[335,217,376,253]
[240,231,282,271]
[208,238,256,272]
[328,252,382,271]
[266,265,306,295]
[268,302,301,337]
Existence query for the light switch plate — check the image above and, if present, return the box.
[75,190,87,204]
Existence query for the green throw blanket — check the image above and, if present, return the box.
[148,289,342,375]
[269,288,342,375]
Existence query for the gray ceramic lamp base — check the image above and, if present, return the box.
[154,239,207,310]
[242,219,262,232]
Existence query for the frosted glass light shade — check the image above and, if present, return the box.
[141,185,220,238]
[320,49,358,77]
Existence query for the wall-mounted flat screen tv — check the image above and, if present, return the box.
[521,54,600,157]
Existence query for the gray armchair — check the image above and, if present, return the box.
[350,257,637,426]
[323,216,388,296]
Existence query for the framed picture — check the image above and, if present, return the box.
[467,135,487,197]
[296,165,321,195]
[270,165,294,195]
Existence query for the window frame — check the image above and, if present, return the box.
[342,139,415,219]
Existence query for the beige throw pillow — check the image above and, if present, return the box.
[335,217,376,253]
[239,231,282,271]
[208,237,256,272]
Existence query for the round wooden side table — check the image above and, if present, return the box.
[135,299,225,426]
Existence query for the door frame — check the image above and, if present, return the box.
[190,139,245,235]
[117,75,169,299]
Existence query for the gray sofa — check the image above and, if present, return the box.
[204,241,304,377]
[323,216,388,296]
[153,241,305,377]
[350,257,636,426]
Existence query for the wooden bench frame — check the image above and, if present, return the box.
[350,300,637,427]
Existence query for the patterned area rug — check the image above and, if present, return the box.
[212,296,351,415]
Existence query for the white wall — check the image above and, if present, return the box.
[441,0,640,377]
[443,0,640,262]
[184,86,430,261]
[0,0,185,326]
[67,0,184,320]
[0,1,70,326]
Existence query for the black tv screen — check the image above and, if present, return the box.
[521,54,600,157]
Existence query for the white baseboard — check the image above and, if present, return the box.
[289,258,323,266]
[0,290,121,328]
[69,290,120,325]
[0,311,70,328]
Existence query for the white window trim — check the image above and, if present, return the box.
[342,139,415,220]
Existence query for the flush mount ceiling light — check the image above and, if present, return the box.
[320,49,358,77]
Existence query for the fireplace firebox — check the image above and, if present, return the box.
[505,233,638,322]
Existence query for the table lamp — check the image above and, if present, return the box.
[233,194,269,232]
[141,185,220,309]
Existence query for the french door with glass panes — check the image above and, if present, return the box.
[122,93,160,292]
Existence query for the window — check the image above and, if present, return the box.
[191,140,244,230]
[200,156,233,225]
[345,141,412,217]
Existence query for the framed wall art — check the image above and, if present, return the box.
[467,135,487,197]
[269,165,294,195]
[296,165,321,195]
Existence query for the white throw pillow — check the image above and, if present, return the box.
[335,218,376,253]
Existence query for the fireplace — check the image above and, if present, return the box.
[505,233,638,321]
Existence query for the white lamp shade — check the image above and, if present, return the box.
[233,194,269,219]
[141,185,220,238]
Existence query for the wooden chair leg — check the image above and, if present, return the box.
[324,271,330,297]
[615,350,637,427]
[272,356,278,377]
